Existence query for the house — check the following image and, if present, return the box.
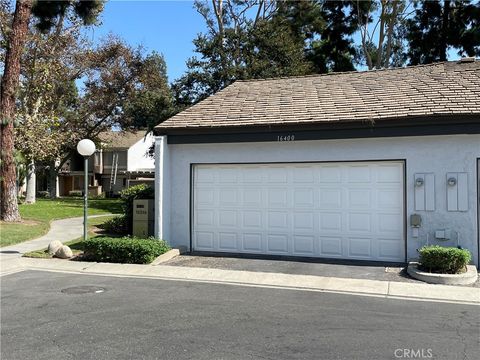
[153,59,480,266]
[58,131,155,196]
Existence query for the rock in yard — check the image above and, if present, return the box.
[48,240,63,255]
[55,245,73,259]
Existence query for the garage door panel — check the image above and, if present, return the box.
[196,210,215,226]
[319,189,342,208]
[218,232,238,251]
[267,211,288,229]
[193,162,405,262]
[243,211,262,228]
[195,232,215,250]
[347,165,371,183]
[267,234,289,253]
[377,189,402,209]
[293,235,315,255]
[319,213,342,232]
[377,164,403,182]
[348,237,372,258]
[378,213,402,233]
[378,239,403,259]
[319,166,342,183]
[242,233,263,252]
[218,210,237,227]
[294,188,315,207]
[243,188,262,206]
[348,189,371,208]
[293,212,314,231]
[320,236,343,256]
[268,188,288,207]
[348,213,372,232]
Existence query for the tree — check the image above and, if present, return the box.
[406,0,480,65]
[1,0,32,221]
[356,0,410,70]
[173,0,315,104]
[38,38,173,198]
[13,15,86,203]
[0,0,102,221]
[309,1,359,73]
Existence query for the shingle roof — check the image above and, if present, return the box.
[98,131,146,149]
[155,60,480,132]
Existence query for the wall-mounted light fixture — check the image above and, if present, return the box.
[415,177,424,187]
[447,177,457,186]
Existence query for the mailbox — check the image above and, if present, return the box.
[132,199,154,237]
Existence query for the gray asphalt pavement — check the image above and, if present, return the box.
[1,270,479,360]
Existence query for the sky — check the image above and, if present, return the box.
[82,0,463,83]
[83,1,207,83]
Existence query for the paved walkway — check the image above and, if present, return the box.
[0,215,112,271]
[1,216,479,306]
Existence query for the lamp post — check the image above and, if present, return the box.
[77,139,96,241]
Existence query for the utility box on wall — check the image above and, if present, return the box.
[132,199,154,237]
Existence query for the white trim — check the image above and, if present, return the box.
[154,136,170,242]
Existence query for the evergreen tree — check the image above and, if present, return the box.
[406,0,480,65]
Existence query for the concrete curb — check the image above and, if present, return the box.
[407,262,478,285]
[151,247,187,265]
[3,257,479,305]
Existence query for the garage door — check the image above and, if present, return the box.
[193,162,405,262]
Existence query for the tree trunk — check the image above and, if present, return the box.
[25,159,36,204]
[440,0,450,61]
[0,0,32,221]
[384,0,399,68]
[48,163,59,199]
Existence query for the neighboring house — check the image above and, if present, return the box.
[58,131,155,196]
[154,59,480,266]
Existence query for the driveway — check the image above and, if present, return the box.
[165,253,417,283]
[1,270,479,360]
[165,254,480,287]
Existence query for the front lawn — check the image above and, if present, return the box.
[23,215,119,258]
[1,198,122,247]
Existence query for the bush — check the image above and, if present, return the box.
[37,191,50,198]
[68,190,83,197]
[419,245,472,274]
[98,215,128,235]
[120,184,154,233]
[83,236,170,264]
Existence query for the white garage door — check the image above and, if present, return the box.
[193,162,405,262]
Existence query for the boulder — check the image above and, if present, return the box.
[55,245,73,259]
[48,240,63,255]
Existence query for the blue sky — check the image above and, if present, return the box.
[84,1,462,82]
[84,1,207,82]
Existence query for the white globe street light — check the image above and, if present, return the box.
[77,139,96,157]
[77,139,96,241]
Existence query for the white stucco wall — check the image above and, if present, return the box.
[156,134,480,265]
[127,133,155,171]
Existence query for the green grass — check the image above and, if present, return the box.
[23,215,119,258]
[1,198,122,247]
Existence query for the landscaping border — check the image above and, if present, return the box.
[407,262,478,285]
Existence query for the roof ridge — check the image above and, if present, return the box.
[234,60,478,83]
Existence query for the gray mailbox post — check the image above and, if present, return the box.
[132,199,154,237]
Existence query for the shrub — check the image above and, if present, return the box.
[98,215,128,235]
[83,236,170,264]
[37,191,50,198]
[68,190,83,197]
[418,245,472,274]
[120,184,154,233]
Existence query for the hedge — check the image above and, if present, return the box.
[83,236,170,264]
[418,245,471,274]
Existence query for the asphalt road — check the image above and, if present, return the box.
[1,271,478,360]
